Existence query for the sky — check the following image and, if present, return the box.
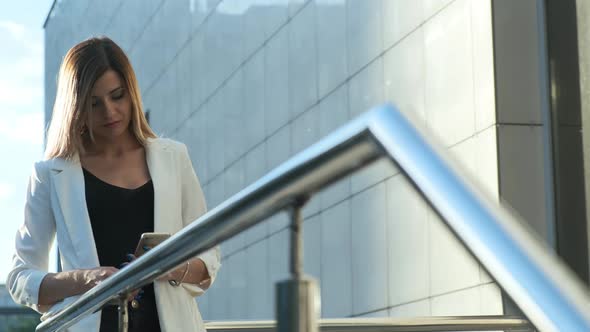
[0,1,56,284]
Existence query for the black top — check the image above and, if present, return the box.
[83,167,161,332]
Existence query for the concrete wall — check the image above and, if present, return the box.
[45,0,504,320]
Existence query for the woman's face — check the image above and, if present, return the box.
[87,69,133,142]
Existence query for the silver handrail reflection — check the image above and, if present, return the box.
[36,105,590,332]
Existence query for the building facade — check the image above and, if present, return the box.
[44,0,584,321]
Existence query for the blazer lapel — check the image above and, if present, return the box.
[50,155,99,268]
[49,138,176,270]
[145,138,176,234]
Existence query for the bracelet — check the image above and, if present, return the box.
[168,261,190,287]
[179,261,190,283]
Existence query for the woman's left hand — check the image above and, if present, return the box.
[156,262,186,282]
[119,253,142,301]
[139,246,184,282]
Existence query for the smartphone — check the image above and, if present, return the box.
[134,232,171,257]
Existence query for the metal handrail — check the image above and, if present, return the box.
[36,104,590,331]
[204,316,533,332]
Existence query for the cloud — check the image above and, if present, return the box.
[0,110,44,145]
[0,80,43,108]
[0,19,45,125]
[0,182,15,201]
[0,21,26,40]
[0,20,41,53]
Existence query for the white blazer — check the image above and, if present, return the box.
[7,137,221,332]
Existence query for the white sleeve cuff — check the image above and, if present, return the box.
[11,269,48,312]
[181,246,221,297]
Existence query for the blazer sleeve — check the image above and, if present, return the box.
[178,143,221,297]
[7,161,56,312]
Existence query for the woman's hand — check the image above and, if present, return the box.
[39,263,144,308]
[78,267,119,291]
[134,247,210,287]
[156,262,186,283]
[80,265,141,302]
[119,254,143,301]
[139,246,183,283]
[39,267,122,307]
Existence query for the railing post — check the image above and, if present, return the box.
[276,197,320,332]
[117,296,128,332]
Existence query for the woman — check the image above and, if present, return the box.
[7,36,221,331]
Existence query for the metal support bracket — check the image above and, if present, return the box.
[118,296,128,332]
[276,197,320,332]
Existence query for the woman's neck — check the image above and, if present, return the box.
[83,131,141,159]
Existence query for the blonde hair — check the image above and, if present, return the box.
[44,36,156,160]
